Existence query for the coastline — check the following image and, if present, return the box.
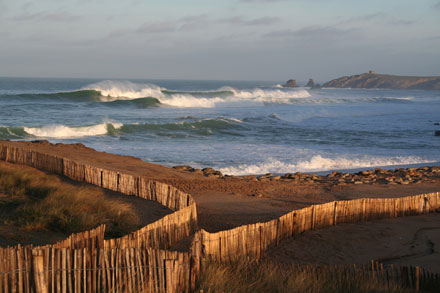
[1,139,439,232]
[1,139,440,276]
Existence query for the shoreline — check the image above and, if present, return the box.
[173,162,440,187]
[1,139,440,275]
[2,139,439,232]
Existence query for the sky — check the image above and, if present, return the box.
[0,0,439,81]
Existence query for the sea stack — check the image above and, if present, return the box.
[306,79,315,87]
[283,79,297,88]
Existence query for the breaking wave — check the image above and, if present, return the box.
[0,122,122,139]
[219,155,435,175]
[23,122,123,138]
[2,80,420,108]
[2,80,312,108]
[0,118,243,139]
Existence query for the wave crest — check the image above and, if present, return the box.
[0,117,243,139]
[84,81,312,107]
[23,122,122,138]
[84,80,164,101]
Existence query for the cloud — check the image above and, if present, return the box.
[388,19,416,26]
[178,14,209,31]
[136,22,176,34]
[433,1,440,9]
[344,13,385,23]
[342,13,415,27]
[426,35,440,40]
[12,11,81,22]
[135,14,208,34]
[240,0,286,2]
[129,14,279,37]
[0,0,8,14]
[264,25,357,39]
[218,16,281,26]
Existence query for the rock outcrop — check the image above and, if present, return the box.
[323,71,440,90]
[283,79,297,88]
[306,78,321,89]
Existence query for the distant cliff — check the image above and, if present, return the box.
[323,71,440,90]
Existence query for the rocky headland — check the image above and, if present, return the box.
[323,70,440,90]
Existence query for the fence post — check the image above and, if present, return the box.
[33,251,48,293]
[416,266,420,291]
[165,259,173,293]
[276,219,280,245]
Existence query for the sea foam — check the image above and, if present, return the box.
[219,155,435,176]
[24,122,122,138]
[83,80,312,108]
[84,80,164,101]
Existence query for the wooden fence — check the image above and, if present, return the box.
[42,225,106,250]
[0,225,104,292]
[1,245,194,293]
[0,143,197,251]
[0,145,195,211]
[103,204,197,250]
[0,142,198,292]
[1,141,439,292]
[193,192,440,262]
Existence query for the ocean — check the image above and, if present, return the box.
[0,77,439,175]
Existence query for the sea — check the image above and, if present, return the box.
[0,77,439,176]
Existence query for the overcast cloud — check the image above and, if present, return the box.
[0,0,439,81]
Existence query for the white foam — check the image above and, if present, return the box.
[83,81,312,107]
[24,122,122,138]
[219,155,435,176]
[77,81,419,108]
[387,96,414,101]
[159,94,224,108]
[84,80,164,101]
[161,87,311,107]
[224,117,243,123]
[224,87,311,100]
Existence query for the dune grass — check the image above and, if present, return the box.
[196,259,409,293]
[0,162,140,237]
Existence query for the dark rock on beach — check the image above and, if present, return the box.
[172,165,194,172]
[323,71,440,90]
[171,163,440,187]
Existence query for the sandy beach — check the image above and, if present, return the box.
[1,140,439,272]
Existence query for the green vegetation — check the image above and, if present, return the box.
[197,259,408,293]
[0,162,140,237]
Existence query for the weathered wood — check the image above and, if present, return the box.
[33,251,48,293]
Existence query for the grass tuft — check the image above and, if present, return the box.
[197,259,409,293]
[0,162,140,237]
